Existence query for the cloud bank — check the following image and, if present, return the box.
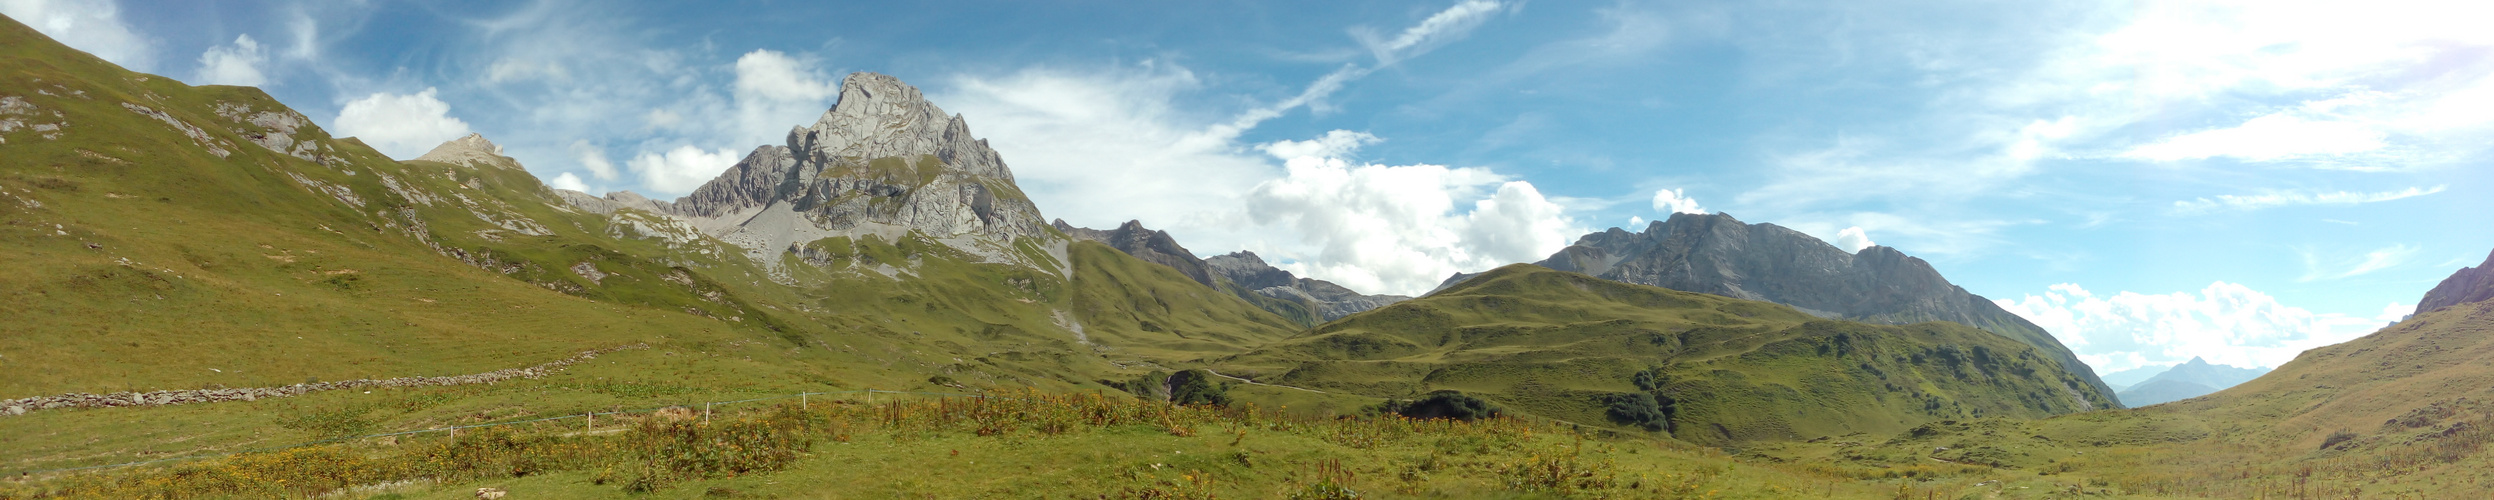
[1997,282,2410,372]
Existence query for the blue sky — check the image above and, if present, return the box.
[10,0,2491,374]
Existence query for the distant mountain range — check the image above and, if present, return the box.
[1051,219,1409,325]
[2113,357,2269,406]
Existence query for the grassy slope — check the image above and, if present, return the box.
[0,12,1309,475]
[1218,264,2117,444]
[1757,300,2494,498]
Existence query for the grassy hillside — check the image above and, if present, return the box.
[1751,299,2494,498]
[1216,264,2117,444]
[0,11,1313,477]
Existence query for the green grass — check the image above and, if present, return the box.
[5,391,2024,499]
[1218,264,2119,444]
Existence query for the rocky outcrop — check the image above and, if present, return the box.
[2419,249,2494,314]
[1500,212,2115,402]
[414,133,523,170]
[0,344,645,416]
[1205,251,1410,322]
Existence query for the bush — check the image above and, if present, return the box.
[1168,369,1231,406]
[1381,391,1503,421]
[1602,392,1674,432]
[1106,369,1231,406]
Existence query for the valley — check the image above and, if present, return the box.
[4,8,2492,499]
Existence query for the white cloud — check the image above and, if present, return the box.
[546,172,590,193]
[570,140,619,180]
[2173,185,2446,213]
[732,50,839,102]
[1259,130,1380,160]
[1245,156,1577,296]
[1353,0,1511,65]
[2122,113,2388,162]
[193,34,268,86]
[331,88,473,160]
[1996,281,2404,371]
[0,0,153,70]
[1627,215,1646,228]
[626,145,740,194]
[1835,226,1876,252]
[2299,244,2419,282]
[1650,187,1706,215]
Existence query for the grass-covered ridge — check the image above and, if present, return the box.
[1219,264,2117,444]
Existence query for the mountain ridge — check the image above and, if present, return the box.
[1467,212,2115,404]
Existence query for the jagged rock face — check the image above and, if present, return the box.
[1519,212,2115,402]
[2418,249,2494,313]
[644,73,1055,272]
[754,72,1044,240]
[1053,219,1217,286]
[673,145,795,218]
[1204,251,1411,322]
[415,133,523,170]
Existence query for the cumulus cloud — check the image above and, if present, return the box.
[1650,188,1706,215]
[2172,185,2446,213]
[1259,130,1381,160]
[1835,226,1876,252]
[1245,156,1577,295]
[570,140,619,180]
[0,0,153,70]
[626,145,740,194]
[193,34,268,86]
[332,88,473,160]
[732,50,840,102]
[546,172,590,193]
[1353,0,1511,65]
[1996,282,2407,371]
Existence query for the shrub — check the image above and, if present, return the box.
[1602,392,1674,432]
[1168,369,1231,406]
[1381,391,1503,421]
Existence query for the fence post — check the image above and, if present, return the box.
[802,393,809,409]
[448,426,455,441]
[703,402,712,423]
[587,412,594,431]
[867,389,875,404]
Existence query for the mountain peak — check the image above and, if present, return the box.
[2418,248,2494,313]
[414,133,519,170]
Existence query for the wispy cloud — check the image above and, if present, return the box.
[1352,0,1513,66]
[2172,185,2445,214]
[2299,244,2420,282]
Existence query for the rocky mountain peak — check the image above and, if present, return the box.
[566,72,1059,278]
[2418,248,2494,313]
[414,133,521,170]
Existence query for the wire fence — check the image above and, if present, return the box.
[11,388,1003,478]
